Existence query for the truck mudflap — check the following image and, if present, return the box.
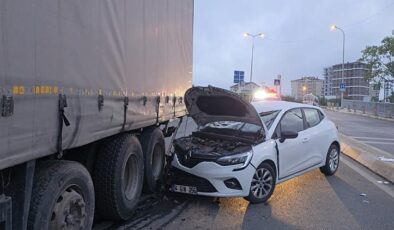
[0,195,12,230]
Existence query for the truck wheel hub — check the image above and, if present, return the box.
[50,187,87,230]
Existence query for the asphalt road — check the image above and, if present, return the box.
[95,117,394,230]
[324,110,394,156]
[97,155,394,230]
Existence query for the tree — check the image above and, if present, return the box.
[319,96,327,106]
[360,36,394,82]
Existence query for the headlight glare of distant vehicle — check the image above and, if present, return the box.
[216,151,253,170]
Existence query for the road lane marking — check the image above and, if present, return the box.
[362,141,394,145]
[350,136,394,141]
[341,156,394,199]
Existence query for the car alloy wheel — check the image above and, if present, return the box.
[328,148,339,172]
[320,144,340,176]
[251,168,274,199]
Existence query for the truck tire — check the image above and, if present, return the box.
[94,134,144,220]
[28,160,95,230]
[139,127,165,192]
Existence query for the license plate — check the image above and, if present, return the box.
[171,184,198,194]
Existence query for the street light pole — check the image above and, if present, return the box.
[331,25,345,107]
[243,33,264,83]
[250,37,255,83]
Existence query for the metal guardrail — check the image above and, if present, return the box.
[327,100,394,119]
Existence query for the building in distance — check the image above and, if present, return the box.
[291,76,324,101]
[324,61,371,101]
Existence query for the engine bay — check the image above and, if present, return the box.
[173,131,252,163]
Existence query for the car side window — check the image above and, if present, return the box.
[304,108,321,128]
[280,108,305,133]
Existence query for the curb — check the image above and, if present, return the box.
[324,107,394,122]
[340,133,394,183]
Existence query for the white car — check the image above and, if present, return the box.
[170,86,340,203]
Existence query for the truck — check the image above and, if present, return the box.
[0,0,193,229]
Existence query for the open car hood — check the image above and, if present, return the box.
[184,86,264,127]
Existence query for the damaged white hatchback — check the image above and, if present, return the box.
[170,86,340,203]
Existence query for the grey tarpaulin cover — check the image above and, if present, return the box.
[0,0,193,169]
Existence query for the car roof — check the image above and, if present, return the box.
[251,100,320,114]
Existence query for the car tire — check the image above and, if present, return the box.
[94,134,144,221]
[245,162,276,204]
[320,143,340,176]
[139,127,166,193]
[28,160,95,230]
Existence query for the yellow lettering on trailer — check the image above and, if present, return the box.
[12,86,18,95]
[34,86,40,94]
[12,86,26,95]
[19,86,25,95]
[45,86,51,94]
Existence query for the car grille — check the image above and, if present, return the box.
[176,153,208,168]
[171,168,218,193]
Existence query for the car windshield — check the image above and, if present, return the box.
[201,121,262,133]
[259,110,280,129]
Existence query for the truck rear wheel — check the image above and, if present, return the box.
[94,134,144,220]
[28,160,95,230]
[139,127,165,192]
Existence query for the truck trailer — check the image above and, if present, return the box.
[0,0,193,229]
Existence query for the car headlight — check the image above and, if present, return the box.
[216,151,253,170]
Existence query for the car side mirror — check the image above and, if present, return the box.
[279,131,298,143]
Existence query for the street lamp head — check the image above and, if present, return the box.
[243,32,265,38]
[330,24,337,31]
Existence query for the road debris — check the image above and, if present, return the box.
[362,200,370,204]
[383,181,390,185]
[360,193,367,197]
[377,181,383,184]
[378,156,394,163]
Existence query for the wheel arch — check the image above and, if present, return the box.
[331,140,340,152]
[261,159,277,179]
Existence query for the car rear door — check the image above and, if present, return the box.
[302,108,327,165]
[275,108,310,179]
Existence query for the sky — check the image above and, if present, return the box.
[192,0,394,95]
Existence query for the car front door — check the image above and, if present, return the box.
[274,108,309,179]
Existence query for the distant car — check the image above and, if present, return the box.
[303,93,320,106]
[170,86,340,203]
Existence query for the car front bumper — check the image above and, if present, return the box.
[170,154,255,197]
